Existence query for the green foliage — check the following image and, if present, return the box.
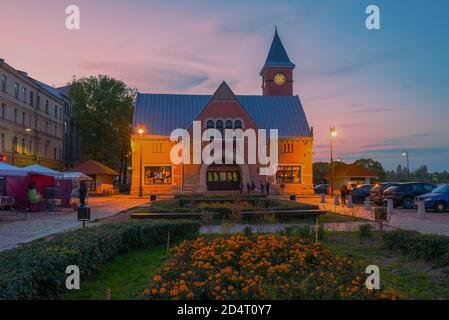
[68,75,136,178]
[280,225,324,241]
[0,220,200,300]
[383,230,449,267]
[358,224,374,238]
[353,158,386,182]
[243,226,253,238]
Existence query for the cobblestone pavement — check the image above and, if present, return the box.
[300,195,449,236]
[0,195,148,252]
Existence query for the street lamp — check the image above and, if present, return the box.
[329,126,338,196]
[138,128,144,198]
[402,150,410,181]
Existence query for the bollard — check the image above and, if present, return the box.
[320,193,326,203]
[334,195,340,206]
[364,197,372,210]
[387,199,394,217]
[417,201,426,219]
[347,195,354,208]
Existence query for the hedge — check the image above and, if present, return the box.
[383,230,449,267]
[0,219,200,300]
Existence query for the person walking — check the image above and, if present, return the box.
[347,183,353,197]
[246,182,251,194]
[239,182,244,194]
[266,181,270,196]
[251,181,256,193]
[340,184,348,205]
[27,183,37,211]
[259,182,265,194]
[79,181,88,208]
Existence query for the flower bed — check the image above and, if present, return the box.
[144,235,400,300]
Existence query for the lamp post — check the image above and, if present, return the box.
[401,150,410,181]
[138,128,144,198]
[329,126,338,196]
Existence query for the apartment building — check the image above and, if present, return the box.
[0,58,70,169]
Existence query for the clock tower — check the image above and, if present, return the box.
[260,27,295,96]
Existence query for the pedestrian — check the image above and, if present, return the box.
[239,182,244,194]
[347,183,353,196]
[266,181,270,196]
[259,182,265,194]
[246,182,251,194]
[251,181,256,193]
[79,180,88,208]
[340,184,348,205]
[27,183,37,211]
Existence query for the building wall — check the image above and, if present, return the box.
[130,134,314,195]
[0,59,64,169]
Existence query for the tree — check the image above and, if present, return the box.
[313,162,330,185]
[353,158,386,182]
[68,75,136,187]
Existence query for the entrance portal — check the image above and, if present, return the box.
[207,164,241,191]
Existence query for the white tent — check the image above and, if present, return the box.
[62,172,92,180]
[19,164,63,177]
[0,162,28,176]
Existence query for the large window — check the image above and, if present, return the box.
[276,166,302,184]
[1,75,6,92]
[144,166,172,185]
[14,83,19,98]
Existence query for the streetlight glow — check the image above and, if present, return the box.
[137,128,144,135]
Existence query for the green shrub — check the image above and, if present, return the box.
[0,220,200,300]
[383,230,449,266]
[358,224,373,238]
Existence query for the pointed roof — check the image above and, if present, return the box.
[212,81,236,101]
[260,27,295,74]
[67,160,118,176]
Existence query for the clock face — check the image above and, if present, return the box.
[274,73,286,85]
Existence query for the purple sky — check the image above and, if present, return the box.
[1,0,448,171]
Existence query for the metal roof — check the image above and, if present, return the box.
[133,93,311,137]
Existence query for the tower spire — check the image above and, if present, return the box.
[260,27,295,96]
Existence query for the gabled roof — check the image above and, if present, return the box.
[260,27,295,74]
[67,160,119,176]
[133,91,312,138]
[331,163,377,178]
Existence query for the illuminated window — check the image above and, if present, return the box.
[276,166,302,184]
[144,166,172,185]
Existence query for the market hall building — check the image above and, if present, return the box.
[131,29,314,195]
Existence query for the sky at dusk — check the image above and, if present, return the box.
[1,0,448,171]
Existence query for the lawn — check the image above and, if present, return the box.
[322,232,449,300]
[65,246,170,300]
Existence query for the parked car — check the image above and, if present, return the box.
[416,184,449,212]
[314,184,329,195]
[351,184,373,203]
[370,182,400,205]
[383,182,436,209]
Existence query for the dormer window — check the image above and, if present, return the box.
[225,120,233,129]
[206,120,214,129]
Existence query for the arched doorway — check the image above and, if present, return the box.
[206,164,241,191]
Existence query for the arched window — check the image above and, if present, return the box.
[216,120,223,130]
[225,120,233,129]
[206,120,214,129]
[234,120,242,129]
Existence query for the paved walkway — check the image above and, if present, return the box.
[0,195,148,252]
[300,195,449,236]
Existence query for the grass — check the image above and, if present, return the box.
[64,246,169,300]
[322,232,449,300]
